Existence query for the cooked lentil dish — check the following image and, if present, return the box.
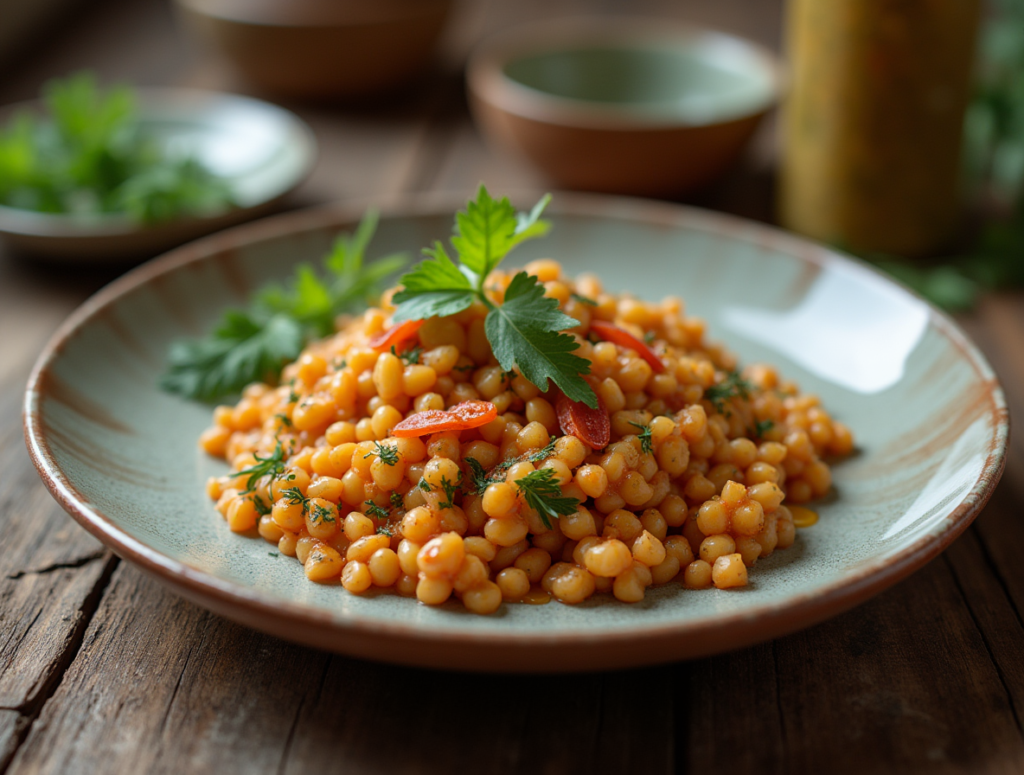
[199,191,853,614]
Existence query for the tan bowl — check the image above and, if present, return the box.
[467,19,782,197]
[175,0,454,100]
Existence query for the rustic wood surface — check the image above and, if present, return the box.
[1,0,1022,772]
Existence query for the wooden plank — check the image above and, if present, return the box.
[5,564,328,774]
[767,559,1023,774]
[679,642,786,773]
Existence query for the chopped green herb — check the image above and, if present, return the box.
[515,468,579,529]
[418,478,432,492]
[468,440,559,494]
[465,456,490,496]
[392,344,422,365]
[391,186,597,408]
[235,441,286,492]
[364,441,399,466]
[628,421,654,455]
[309,502,336,525]
[452,363,476,373]
[268,551,279,558]
[643,331,656,345]
[438,475,459,510]
[377,525,393,537]
[705,372,754,414]
[274,413,293,427]
[280,486,306,507]
[332,357,348,370]
[288,388,300,404]
[364,501,390,520]
[252,496,271,517]
[390,491,404,510]
[753,419,775,439]
[570,292,598,307]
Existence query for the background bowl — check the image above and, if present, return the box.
[0,88,316,261]
[467,19,781,197]
[175,0,454,100]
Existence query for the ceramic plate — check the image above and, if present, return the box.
[0,88,316,260]
[23,193,1008,672]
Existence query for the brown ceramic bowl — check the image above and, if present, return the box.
[175,0,454,100]
[467,19,782,197]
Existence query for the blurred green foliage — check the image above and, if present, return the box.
[864,0,1024,311]
[0,72,234,223]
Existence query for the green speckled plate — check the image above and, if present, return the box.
[23,193,1008,672]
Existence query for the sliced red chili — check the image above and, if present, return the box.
[391,400,498,438]
[556,393,610,450]
[589,320,665,373]
[368,319,424,352]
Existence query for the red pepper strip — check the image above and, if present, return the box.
[556,393,610,450]
[391,400,498,438]
[368,319,424,352]
[589,320,665,373]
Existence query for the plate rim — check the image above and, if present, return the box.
[22,191,1010,670]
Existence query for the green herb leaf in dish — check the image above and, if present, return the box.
[161,211,406,401]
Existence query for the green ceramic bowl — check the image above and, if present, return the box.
[23,193,1007,672]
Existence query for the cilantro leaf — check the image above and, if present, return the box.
[515,468,579,530]
[485,272,596,407]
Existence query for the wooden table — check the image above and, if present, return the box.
[2,0,1023,772]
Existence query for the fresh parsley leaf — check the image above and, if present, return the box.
[391,241,475,322]
[281,486,306,506]
[451,186,551,280]
[235,442,286,492]
[753,419,775,438]
[418,478,432,492]
[515,468,579,529]
[390,491,405,510]
[309,501,336,525]
[161,311,304,402]
[391,187,596,407]
[161,211,404,402]
[629,421,653,455]
[364,501,390,520]
[485,272,596,407]
[396,344,422,365]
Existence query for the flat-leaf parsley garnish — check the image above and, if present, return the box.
[161,210,406,402]
[391,186,597,408]
[515,468,579,529]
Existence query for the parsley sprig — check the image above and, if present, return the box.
[161,211,405,401]
[465,439,558,495]
[391,186,597,407]
[515,468,579,529]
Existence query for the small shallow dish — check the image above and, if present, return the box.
[175,0,454,100]
[24,193,1007,672]
[0,88,316,260]
[468,19,782,197]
